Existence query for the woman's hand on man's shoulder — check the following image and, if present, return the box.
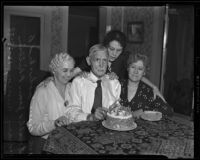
[107,72,119,80]
[36,76,53,89]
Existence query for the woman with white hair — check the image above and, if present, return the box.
[27,52,75,153]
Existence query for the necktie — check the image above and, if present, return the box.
[91,80,102,114]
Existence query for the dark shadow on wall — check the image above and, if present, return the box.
[163,5,194,117]
[68,6,99,59]
[165,79,193,116]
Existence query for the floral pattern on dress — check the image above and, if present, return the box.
[119,79,173,116]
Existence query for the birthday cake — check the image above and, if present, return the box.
[104,102,134,130]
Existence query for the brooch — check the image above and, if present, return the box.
[64,100,69,107]
[108,66,112,72]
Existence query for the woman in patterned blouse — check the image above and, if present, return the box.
[120,53,173,117]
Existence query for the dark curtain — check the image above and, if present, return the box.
[3,15,51,153]
[164,6,194,116]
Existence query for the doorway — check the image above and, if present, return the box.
[68,6,99,67]
[163,5,194,116]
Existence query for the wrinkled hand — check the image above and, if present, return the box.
[79,71,89,78]
[153,87,166,102]
[71,67,82,78]
[44,77,53,84]
[94,107,108,120]
[107,72,119,80]
[132,109,143,119]
[54,116,68,127]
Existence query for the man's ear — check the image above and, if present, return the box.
[127,67,129,72]
[86,56,91,66]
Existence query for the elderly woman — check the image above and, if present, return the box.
[27,52,75,153]
[119,53,173,118]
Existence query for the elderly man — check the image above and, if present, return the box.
[65,44,121,123]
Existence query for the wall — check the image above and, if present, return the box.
[103,6,165,87]
[44,6,69,71]
[99,7,108,43]
[68,14,97,57]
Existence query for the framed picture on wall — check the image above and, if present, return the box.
[127,22,144,43]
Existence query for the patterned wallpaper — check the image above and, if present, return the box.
[111,7,123,31]
[50,7,63,58]
[110,7,154,78]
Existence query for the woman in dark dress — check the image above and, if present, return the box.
[120,53,173,117]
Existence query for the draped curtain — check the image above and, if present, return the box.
[164,7,194,116]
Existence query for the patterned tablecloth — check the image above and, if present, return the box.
[43,116,194,158]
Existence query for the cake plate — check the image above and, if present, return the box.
[140,111,162,121]
[102,121,137,131]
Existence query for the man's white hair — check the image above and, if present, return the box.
[89,44,108,58]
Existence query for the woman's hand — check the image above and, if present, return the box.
[132,109,143,119]
[153,87,166,102]
[79,71,89,78]
[71,67,82,78]
[37,77,53,89]
[107,72,119,80]
[44,77,53,84]
[54,116,68,127]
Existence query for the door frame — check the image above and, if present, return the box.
[4,6,45,72]
[4,6,45,95]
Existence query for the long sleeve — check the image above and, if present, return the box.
[141,77,157,89]
[120,80,173,117]
[111,79,121,102]
[100,76,121,108]
[116,80,121,100]
[65,77,89,123]
[138,82,173,116]
[148,96,174,117]
[27,88,56,137]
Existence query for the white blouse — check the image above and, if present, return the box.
[65,72,121,123]
[27,79,71,139]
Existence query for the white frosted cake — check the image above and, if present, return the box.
[105,103,134,130]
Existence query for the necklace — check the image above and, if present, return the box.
[64,100,68,107]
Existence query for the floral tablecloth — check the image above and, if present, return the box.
[43,116,194,158]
